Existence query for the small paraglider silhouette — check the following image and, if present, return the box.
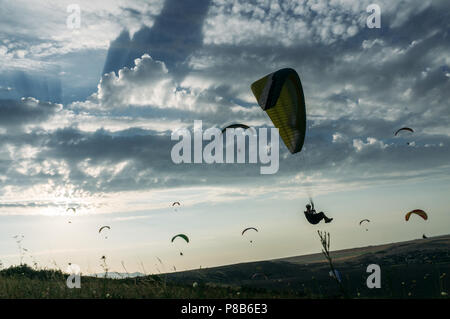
[405,209,428,238]
[171,234,189,256]
[171,234,189,243]
[405,209,428,221]
[172,202,181,212]
[359,219,370,231]
[394,127,414,136]
[242,227,258,243]
[66,207,76,223]
[99,226,111,239]
[221,124,251,133]
[394,127,414,145]
[221,124,255,153]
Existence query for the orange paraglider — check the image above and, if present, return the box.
[405,209,428,221]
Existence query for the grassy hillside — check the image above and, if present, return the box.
[0,264,304,299]
[164,234,450,299]
[1,235,449,299]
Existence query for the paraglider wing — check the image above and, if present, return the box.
[99,226,111,233]
[359,219,370,225]
[172,202,180,206]
[405,209,428,221]
[394,127,414,136]
[221,124,250,133]
[242,227,258,236]
[66,207,76,213]
[251,68,306,154]
[171,234,189,243]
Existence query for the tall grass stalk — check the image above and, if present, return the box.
[317,230,348,298]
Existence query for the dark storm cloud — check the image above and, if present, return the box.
[39,127,266,192]
[0,98,61,128]
[103,0,212,82]
[191,1,449,108]
[1,117,449,196]
[276,116,450,179]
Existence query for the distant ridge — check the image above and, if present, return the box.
[89,272,145,279]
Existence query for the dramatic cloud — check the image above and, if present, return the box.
[0,97,62,130]
[0,0,449,217]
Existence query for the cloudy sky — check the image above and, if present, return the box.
[0,0,449,274]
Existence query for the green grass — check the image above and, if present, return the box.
[0,264,307,299]
[1,262,448,299]
[1,235,448,299]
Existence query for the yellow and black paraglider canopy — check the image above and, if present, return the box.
[251,68,306,154]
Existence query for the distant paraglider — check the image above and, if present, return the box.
[172,202,181,212]
[66,207,76,224]
[394,127,414,136]
[99,226,110,233]
[405,209,428,221]
[171,234,189,256]
[359,219,370,231]
[99,226,111,239]
[242,227,258,236]
[221,124,251,133]
[359,219,370,225]
[242,227,258,243]
[405,210,428,239]
[395,127,414,145]
[171,234,189,243]
[251,68,307,154]
[220,123,256,154]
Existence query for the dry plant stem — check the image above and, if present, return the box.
[317,230,348,298]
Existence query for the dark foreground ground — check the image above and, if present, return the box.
[162,234,450,298]
[0,235,449,298]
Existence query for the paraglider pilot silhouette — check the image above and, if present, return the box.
[304,201,333,224]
